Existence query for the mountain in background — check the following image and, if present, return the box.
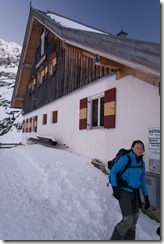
[0,38,22,143]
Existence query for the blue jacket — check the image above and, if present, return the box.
[110,151,148,196]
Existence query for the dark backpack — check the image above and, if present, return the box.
[106,148,143,189]
[106,148,131,171]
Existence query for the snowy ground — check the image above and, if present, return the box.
[0,144,160,241]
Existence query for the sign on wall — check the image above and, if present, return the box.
[148,127,160,173]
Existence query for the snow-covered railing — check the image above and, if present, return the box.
[28,135,57,146]
[0,142,22,149]
[36,135,57,143]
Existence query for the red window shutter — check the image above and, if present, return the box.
[29,118,32,132]
[43,114,47,125]
[44,61,48,79]
[22,120,25,133]
[40,65,45,81]
[104,88,116,128]
[79,98,87,130]
[34,116,38,132]
[52,111,58,123]
[52,52,57,72]
[26,119,29,133]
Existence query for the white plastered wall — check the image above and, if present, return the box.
[22,74,160,170]
[104,76,160,171]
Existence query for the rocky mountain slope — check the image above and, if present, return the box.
[0,38,22,143]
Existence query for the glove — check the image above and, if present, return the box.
[112,186,121,200]
[144,195,150,210]
[156,226,160,236]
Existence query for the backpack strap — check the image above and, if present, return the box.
[118,155,143,191]
[107,154,132,187]
[118,154,132,177]
[119,155,143,176]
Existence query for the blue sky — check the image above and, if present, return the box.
[0,0,160,46]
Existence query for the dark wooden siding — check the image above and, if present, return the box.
[23,29,113,114]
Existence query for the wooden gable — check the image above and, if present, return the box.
[19,27,116,114]
[13,18,42,108]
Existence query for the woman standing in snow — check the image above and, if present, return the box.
[110,140,150,240]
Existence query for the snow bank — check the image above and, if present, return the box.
[0,145,160,240]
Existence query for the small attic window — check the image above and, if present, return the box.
[37,67,44,86]
[40,31,45,56]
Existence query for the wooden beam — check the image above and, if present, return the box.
[116,65,160,87]
[22,63,32,68]
[15,97,24,101]
[116,70,128,79]
[14,100,23,109]
[67,44,120,70]
[100,56,120,69]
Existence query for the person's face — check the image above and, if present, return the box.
[132,143,144,156]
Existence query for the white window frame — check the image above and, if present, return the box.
[37,70,43,86]
[40,31,45,56]
[87,93,104,129]
[48,59,53,76]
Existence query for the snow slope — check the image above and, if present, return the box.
[0,38,22,142]
[0,144,160,241]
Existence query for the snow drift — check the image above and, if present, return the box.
[0,144,160,240]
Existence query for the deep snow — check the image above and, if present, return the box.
[0,144,160,241]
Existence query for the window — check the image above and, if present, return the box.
[31,77,36,92]
[40,31,45,56]
[22,120,25,133]
[92,99,98,126]
[29,76,36,93]
[48,52,57,76]
[52,111,58,123]
[28,82,32,93]
[100,97,104,126]
[37,67,44,86]
[79,88,116,130]
[26,119,29,132]
[48,59,53,76]
[90,95,104,128]
[43,114,47,125]
[29,118,32,132]
[33,116,38,132]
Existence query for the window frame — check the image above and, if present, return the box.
[52,111,58,124]
[40,31,45,56]
[87,93,104,129]
[48,59,53,76]
[43,113,47,125]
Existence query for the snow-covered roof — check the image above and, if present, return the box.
[33,9,159,74]
[47,12,107,34]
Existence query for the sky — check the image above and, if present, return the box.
[0,0,160,46]
[0,143,160,241]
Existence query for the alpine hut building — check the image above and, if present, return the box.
[11,7,160,170]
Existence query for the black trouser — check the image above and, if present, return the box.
[111,189,140,240]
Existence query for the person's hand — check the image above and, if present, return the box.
[112,186,121,200]
[144,195,150,210]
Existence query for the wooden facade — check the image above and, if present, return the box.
[23,28,113,114]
